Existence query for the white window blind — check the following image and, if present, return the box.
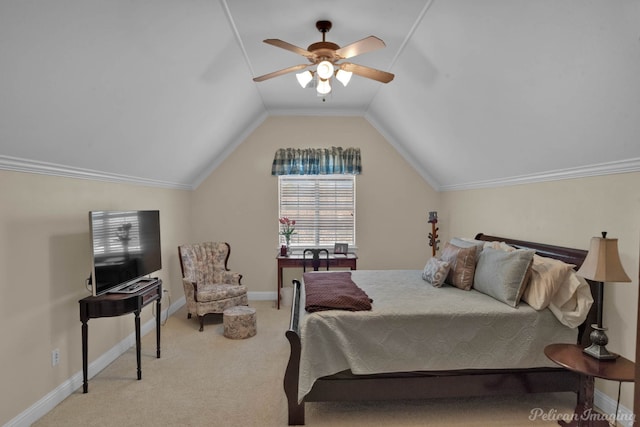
[91,211,142,255]
[278,175,355,248]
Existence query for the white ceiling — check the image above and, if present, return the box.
[1,0,639,191]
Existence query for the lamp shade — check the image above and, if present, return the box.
[576,234,631,283]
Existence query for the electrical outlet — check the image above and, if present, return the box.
[51,349,60,366]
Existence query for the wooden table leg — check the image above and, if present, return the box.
[559,375,610,427]
[135,309,141,380]
[81,319,88,393]
[277,265,283,310]
[156,298,161,358]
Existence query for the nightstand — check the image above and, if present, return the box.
[544,343,635,427]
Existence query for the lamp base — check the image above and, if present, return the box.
[583,324,618,360]
[583,344,618,360]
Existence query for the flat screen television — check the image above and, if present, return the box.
[88,210,162,296]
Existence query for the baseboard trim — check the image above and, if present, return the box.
[4,298,185,427]
[248,291,277,301]
[594,388,634,427]
[11,293,624,427]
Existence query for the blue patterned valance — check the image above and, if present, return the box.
[271,147,361,175]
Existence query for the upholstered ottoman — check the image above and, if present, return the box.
[223,306,257,339]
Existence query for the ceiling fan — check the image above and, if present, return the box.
[253,20,394,94]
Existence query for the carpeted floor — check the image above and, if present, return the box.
[34,300,578,426]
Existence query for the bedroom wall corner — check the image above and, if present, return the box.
[189,115,442,297]
[440,171,640,413]
[0,170,191,426]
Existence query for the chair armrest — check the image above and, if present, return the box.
[182,278,199,302]
[220,271,242,285]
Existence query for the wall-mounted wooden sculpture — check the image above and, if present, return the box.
[428,211,439,257]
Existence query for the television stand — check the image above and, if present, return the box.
[79,278,162,393]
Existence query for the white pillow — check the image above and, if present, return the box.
[422,257,451,287]
[483,241,516,252]
[522,255,575,310]
[548,272,594,328]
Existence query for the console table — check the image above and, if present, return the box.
[276,253,357,309]
[79,279,162,393]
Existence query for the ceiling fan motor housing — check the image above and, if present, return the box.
[309,21,340,63]
[307,42,341,63]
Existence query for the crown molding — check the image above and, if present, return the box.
[268,107,366,117]
[439,158,640,192]
[0,155,193,190]
[364,113,442,191]
[3,151,638,194]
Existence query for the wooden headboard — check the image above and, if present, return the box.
[474,233,596,347]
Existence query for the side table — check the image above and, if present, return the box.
[544,343,634,427]
[79,279,162,393]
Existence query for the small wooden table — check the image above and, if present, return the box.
[276,253,357,309]
[79,279,162,393]
[544,343,635,427]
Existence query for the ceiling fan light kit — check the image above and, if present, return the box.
[316,78,332,95]
[316,61,334,80]
[296,70,314,88]
[335,69,352,87]
[253,20,394,100]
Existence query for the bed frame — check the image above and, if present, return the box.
[283,233,597,425]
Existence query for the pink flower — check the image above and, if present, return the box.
[278,217,297,241]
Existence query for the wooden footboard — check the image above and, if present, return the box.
[284,279,304,425]
[283,234,595,425]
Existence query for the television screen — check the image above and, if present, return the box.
[89,210,162,296]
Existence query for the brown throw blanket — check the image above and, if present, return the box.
[304,271,373,312]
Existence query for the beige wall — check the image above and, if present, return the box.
[191,116,440,294]
[1,116,439,425]
[3,116,638,423]
[0,170,191,425]
[441,172,640,410]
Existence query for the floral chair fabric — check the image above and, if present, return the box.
[178,242,248,331]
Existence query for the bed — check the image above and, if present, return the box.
[283,233,597,425]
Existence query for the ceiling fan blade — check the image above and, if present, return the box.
[253,64,310,82]
[340,63,394,83]
[335,36,386,59]
[263,39,315,59]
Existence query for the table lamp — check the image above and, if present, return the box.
[576,232,631,360]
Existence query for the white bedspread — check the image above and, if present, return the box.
[297,270,578,402]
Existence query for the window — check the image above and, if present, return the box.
[91,211,143,255]
[278,175,355,248]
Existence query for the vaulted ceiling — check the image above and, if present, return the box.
[1,0,639,191]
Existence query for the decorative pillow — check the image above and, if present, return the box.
[522,255,575,310]
[450,237,485,262]
[422,257,451,287]
[439,242,478,291]
[473,248,535,307]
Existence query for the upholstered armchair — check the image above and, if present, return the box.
[178,242,248,331]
